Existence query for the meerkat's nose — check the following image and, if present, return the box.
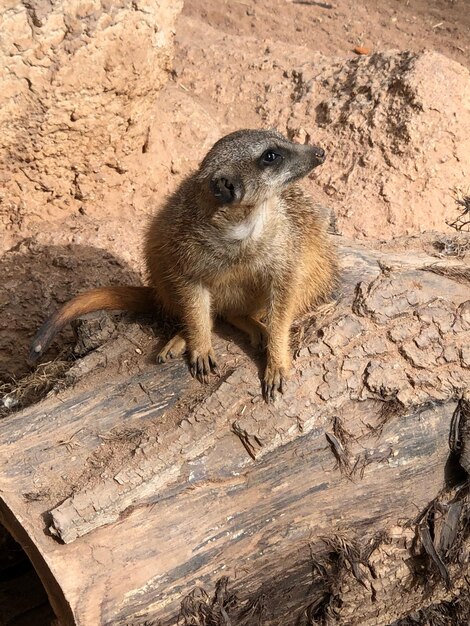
[312,146,326,163]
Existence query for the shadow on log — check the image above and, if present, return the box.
[0,236,469,626]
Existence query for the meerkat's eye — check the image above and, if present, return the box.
[261,149,283,165]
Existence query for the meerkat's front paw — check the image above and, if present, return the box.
[157,333,186,363]
[262,363,286,403]
[189,347,219,384]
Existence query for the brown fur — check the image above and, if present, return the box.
[30,129,338,401]
[29,287,155,363]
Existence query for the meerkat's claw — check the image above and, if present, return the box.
[157,333,186,363]
[209,355,220,375]
[262,365,285,403]
[189,349,219,384]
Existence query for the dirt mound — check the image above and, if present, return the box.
[174,16,470,238]
[0,0,183,254]
[283,49,470,237]
[1,1,469,257]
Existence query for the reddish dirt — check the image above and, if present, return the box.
[171,0,470,239]
[181,0,469,66]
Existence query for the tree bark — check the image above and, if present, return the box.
[0,237,469,626]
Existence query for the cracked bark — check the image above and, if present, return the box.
[0,239,469,626]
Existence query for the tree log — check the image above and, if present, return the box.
[0,237,469,625]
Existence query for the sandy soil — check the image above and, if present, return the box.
[181,0,469,65]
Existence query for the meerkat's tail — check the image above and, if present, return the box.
[29,286,156,364]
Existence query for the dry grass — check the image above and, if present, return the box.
[291,299,338,355]
[392,593,470,626]
[0,359,70,418]
[422,263,470,286]
[446,187,470,233]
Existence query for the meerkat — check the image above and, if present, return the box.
[29,129,337,401]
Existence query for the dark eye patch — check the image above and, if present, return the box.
[260,149,284,166]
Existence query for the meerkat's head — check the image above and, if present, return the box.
[196,129,325,207]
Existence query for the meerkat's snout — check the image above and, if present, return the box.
[280,141,326,187]
[311,145,326,165]
[301,143,326,169]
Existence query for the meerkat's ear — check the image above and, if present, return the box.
[210,176,244,204]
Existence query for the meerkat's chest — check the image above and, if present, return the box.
[224,207,267,241]
[210,265,269,314]
[222,197,280,243]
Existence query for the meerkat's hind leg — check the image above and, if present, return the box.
[225,315,267,351]
[157,333,187,363]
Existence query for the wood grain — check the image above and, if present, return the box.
[0,239,469,625]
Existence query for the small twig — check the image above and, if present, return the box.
[292,0,334,8]
[232,421,262,460]
[419,522,451,588]
[447,188,470,232]
[55,428,85,452]
[325,432,351,474]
